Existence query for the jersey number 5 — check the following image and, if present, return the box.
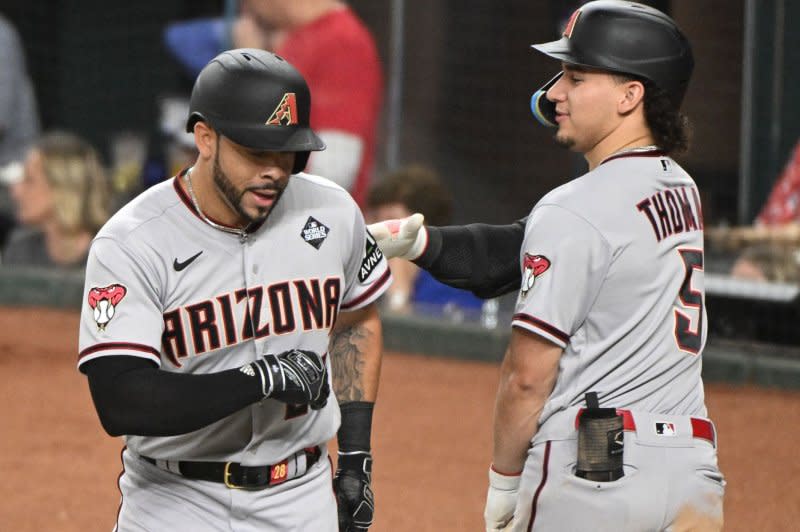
[674,248,704,354]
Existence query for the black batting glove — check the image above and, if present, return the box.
[334,451,375,531]
[244,349,329,409]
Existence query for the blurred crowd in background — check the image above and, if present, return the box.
[1,0,799,320]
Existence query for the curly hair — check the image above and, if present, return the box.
[614,75,692,156]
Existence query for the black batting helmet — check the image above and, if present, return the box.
[186,48,325,174]
[530,1,694,127]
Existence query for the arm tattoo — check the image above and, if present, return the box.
[330,324,370,402]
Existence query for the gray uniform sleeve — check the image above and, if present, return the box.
[341,202,392,311]
[78,237,165,368]
[512,206,611,347]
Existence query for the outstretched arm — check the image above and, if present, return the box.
[368,215,527,299]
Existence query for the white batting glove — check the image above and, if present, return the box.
[366,213,427,260]
[484,466,521,532]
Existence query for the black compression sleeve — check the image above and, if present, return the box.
[83,355,264,437]
[337,401,374,452]
[413,218,527,299]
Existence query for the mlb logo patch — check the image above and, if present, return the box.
[655,422,676,436]
[301,216,330,249]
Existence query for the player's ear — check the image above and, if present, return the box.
[618,80,645,115]
[192,121,216,159]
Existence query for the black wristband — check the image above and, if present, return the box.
[337,401,374,452]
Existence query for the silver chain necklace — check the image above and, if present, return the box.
[183,168,248,241]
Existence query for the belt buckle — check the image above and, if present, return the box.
[223,462,245,490]
[224,462,267,490]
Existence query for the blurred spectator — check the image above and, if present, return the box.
[2,132,110,269]
[755,139,800,226]
[164,0,383,206]
[0,12,41,249]
[365,165,483,311]
[107,131,150,211]
[708,140,800,283]
[730,243,800,284]
[0,13,39,167]
[157,96,198,180]
[113,98,199,197]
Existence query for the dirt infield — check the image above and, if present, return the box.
[1,307,798,531]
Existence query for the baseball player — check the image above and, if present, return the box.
[78,49,389,531]
[370,2,725,531]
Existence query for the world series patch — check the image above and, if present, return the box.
[359,230,383,282]
[301,216,330,249]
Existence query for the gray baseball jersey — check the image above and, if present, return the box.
[507,150,723,531]
[78,171,391,463]
[513,149,706,421]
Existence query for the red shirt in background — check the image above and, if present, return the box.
[757,140,800,225]
[277,7,383,208]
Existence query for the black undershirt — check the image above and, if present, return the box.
[82,355,263,437]
[414,218,527,298]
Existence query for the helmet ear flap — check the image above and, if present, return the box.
[530,72,563,127]
[293,151,310,174]
[185,112,205,134]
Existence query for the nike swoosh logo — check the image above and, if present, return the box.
[173,251,203,272]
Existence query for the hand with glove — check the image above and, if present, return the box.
[366,212,427,260]
[334,450,375,531]
[334,401,376,531]
[484,465,521,532]
[243,349,330,409]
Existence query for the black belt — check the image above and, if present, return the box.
[140,446,322,490]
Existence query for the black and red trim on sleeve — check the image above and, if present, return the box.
[341,270,391,311]
[512,313,570,345]
[78,342,161,369]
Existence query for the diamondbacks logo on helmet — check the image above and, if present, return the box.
[266,93,298,126]
[88,284,127,330]
[563,8,582,38]
[521,253,551,296]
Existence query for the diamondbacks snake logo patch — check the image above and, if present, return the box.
[521,253,550,296]
[87,284,127,330]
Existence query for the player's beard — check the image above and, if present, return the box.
[554,132,576,150]
[212,151,287,225]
